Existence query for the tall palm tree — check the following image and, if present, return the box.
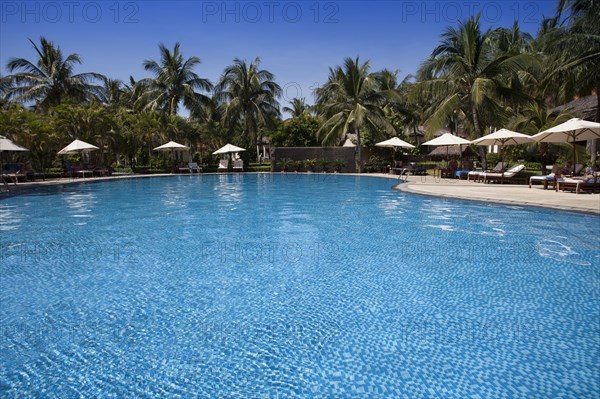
[215,57,281,151]
[541,0,600,159]
[282,97,310,118]
[96,77,125,108]
[315,57,395,172]
[140,42,212,115]
[490,21,534,56]
[416,15,538,167]
[5,37,104,109]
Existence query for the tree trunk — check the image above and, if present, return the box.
[591,87,599,162]
[471,104,487,169]
[356,127,362,173]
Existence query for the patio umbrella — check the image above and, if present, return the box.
[375,137,415,149]
[471,128,533,146]
[531,118,600,168]
[0,135,29,174]
[154,141,190,172]
[213,143,246,155]
[0,135,29,152]
[153,141,189,151]
[422,133,471,160]
[58,139,99,155]
[375,137,415,165]
[471,128,533,165]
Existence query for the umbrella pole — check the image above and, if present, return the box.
[572,136,577,174]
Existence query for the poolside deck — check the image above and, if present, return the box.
[3,172,599,214]
[386,174,600,215]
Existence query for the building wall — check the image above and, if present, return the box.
[271,147,367,172]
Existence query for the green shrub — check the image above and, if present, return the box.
[332,159,345,172]
[304,159,317,172]
[317,159,330,172]
[364,155,386,173]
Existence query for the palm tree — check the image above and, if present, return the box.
[215,57,282,153]
[541,0,600,159]
[416,15,538,167]
[512,101,574,173]
[139,42,212,115]
[315,57,395,172]
[5,37,104,109]
[96,77,125,107]
[490,21,534,56]
[282,97,310,118]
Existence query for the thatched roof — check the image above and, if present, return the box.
[552,95,598,121]
[429,146,478,157]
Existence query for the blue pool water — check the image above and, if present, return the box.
[1,174,599,398]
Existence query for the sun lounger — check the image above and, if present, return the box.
[529,174,557,189]
[468,162,507,182]
[556,177,600,194]
[233,159,244,172]
[217,159,229,172]
[482,164,526,184]
[188,162,202,173]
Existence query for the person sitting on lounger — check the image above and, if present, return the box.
[561,161,573,176]
[551,164,563,178]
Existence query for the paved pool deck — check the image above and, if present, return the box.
[3,172,599,214]
[378,174,600,215]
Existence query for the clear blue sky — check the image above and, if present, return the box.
[1,0,557,113]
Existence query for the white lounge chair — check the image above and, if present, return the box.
[556,176,600,193]
[468,162,506,182]
[482,164,525,184]
[233,159,244,172]
[188,162,202,173]
[529,174,557,189]
[218,159,229,172]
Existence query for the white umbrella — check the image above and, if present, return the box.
[375,137,416,149]
[154,141,190,172]
[531,118,600,167]
[423,133,472,172]
[0,135,29,152]
[375,137,415,168]
[471,128,533,146]
[422,133,471,147]
[213,143,246,155]
[471,128,532,167]
[58,139,99,155]
[532,118,600,143]
[153,141,189,151]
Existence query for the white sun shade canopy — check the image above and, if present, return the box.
[58,139,99,155]
[213,143,246,155]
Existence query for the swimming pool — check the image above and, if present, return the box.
[1,174,598,398]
